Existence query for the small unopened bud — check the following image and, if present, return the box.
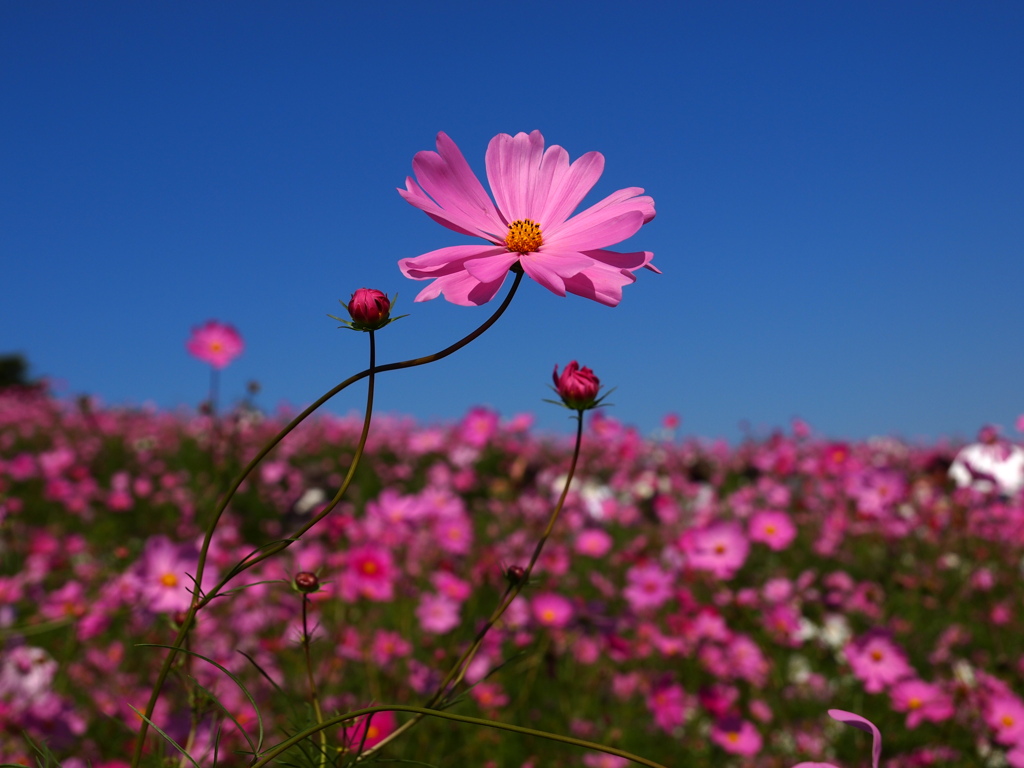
[172,610,190,628]
[347,288,392,330]
[294,571,320,594]
[552,361,602,411]
[505,565,527,586]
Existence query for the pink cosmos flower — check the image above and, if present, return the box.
[680,521,750,579]
[749,510,797,551]
[711,717,763,757]
[622,562,674,612]
[531,592,573,629]
[342,545,395,602]
[889,678,954,729]
[343,709,396,751]
[415,592,461,634]
[844,632,913,694]
[398,131,657,306]
[575,528,613,558]
[186,321,244,369]
[646,681,689,734]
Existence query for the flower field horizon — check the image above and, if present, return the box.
[3,383,1024,767]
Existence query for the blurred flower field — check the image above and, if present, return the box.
[2,385,1024,767]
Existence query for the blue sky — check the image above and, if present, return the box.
[3,2,1022,443]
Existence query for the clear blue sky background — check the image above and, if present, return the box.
[3,2,1022,443]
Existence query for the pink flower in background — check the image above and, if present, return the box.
[845,633,913,693]
[186,321,243,369]
[575,528,613,558]
[415,593,460,634]
[134,535,206,614]
[623,562,674,612]
[889,678,954,728]
[532,592,573,629]
[711,717,763,756]
[646,682,689,733]
[342,545,395,602]
[343,709,395,750]
[680,521,750,579]
[749,510,797,551]
[398,131,657,306]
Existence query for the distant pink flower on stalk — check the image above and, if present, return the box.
[186,321,243,369]
[398,131,657,306]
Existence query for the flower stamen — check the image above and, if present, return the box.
[505,219,543,254]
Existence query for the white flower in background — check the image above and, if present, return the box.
[949,442,1024,495]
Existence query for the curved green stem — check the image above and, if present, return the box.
[248,704,669,768]
[130,272,523,767]
[300,595,327,768]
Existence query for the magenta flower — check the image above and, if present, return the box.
[398,131,657,306]
[531,592,573,629]
[186,320,244,369]
[749,510,797,551]
[711,717,763,757]
[680,521,750,579]
[889,678,954,729]
[844,633,913,694]
[622,562,674,612]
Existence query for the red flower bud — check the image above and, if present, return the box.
[553,361,601,411]
[294,571,320,594]
[347,289,392,330]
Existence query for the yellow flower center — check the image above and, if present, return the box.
[160,573,179,588]
[908,697,922,710]
[1003,714,1015,727]
[505,219,543,253]
[209,341,224,352]
[360,561,378,576]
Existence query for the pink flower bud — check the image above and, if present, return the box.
[347,288,392,329]
[553,361,601,411]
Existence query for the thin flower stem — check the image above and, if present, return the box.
[131,272,523,767]
[360,411,586,758]
[247,704,669,768]
[300,596,327,768]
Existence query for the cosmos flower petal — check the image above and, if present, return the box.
[411,269,509,306]
[403,133,506,240]
[399,245,508,277]
[485,130,547,222]
[828,710,882,768]
[582,248,657,273]
[562,266,638,307]
[519,255,574,297]
[538,149,605,226]
[547,210,645,252]
[463,251,522,284]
